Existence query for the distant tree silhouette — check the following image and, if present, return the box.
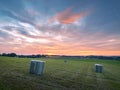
[8,53,17,57]
[1,53,17,57]
[2,53,7,56]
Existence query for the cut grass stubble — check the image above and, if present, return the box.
[0,56,120,90]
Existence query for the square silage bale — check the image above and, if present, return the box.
[30,60,45,75]
[64,60,67,63]
[29,60,36,74]
[35,61,45,75]
[95,64,103,73]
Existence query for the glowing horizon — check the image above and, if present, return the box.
[0,0,120,56]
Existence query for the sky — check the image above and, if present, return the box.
[0,0,120,56]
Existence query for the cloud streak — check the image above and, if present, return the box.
[49,7,90,24]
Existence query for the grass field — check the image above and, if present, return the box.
[0,56,120,90]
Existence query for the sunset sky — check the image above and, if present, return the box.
[0,0,120,56]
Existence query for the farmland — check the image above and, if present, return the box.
[0,56,120,90]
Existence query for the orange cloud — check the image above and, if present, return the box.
[49,7,90,24]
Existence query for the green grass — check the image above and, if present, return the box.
[0,56,120,90]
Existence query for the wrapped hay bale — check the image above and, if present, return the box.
[94,64,103,73]
[30,60,45,75]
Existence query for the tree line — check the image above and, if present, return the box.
[0,53,120,60]
[0,53,47,58]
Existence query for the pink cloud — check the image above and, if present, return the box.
[49,7,90,24]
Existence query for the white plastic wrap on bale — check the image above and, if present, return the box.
[30,60,45,75]
[94,64,103,73]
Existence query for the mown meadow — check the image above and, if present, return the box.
[0,56,120,90]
